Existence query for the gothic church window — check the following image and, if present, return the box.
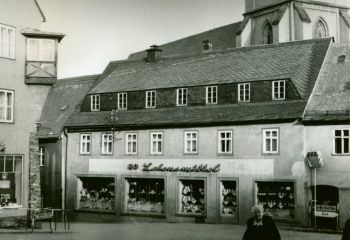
[313,19,328,39]
[263,22,273,44]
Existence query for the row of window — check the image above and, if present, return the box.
[90,80,286,111]
[79,129,279,155]
[79,129,350,156]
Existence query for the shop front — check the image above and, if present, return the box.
[70,158,301,224]
[0,155,23,207]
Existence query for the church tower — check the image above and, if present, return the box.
[237,0,350,47]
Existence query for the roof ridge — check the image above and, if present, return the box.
[104,38,332,78]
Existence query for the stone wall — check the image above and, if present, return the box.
[28,132,41,208]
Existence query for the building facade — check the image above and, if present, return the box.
[62,38,332,226]
[0,0,63,209]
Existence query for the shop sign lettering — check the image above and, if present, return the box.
[314,211,338,218]
[141,163,220,173]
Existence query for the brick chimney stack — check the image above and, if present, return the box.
[146,45,162,63]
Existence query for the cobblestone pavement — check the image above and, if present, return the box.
[0,222,342,240]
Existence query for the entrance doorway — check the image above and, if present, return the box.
[310,185,339,230]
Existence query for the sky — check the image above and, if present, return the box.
[38,0,245,78]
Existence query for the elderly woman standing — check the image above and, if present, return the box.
[242,204,281,240]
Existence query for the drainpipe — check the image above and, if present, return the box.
[63,128,68,210]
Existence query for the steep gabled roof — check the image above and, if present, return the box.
[128,22,242,60]
[89,38,331,101]
[303,43,350,122]
[65,38,331,130]
[38,74,100,138]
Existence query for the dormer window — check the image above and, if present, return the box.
[91,94,100,111]
[146,90,156,108]
[0,24,15,59]
[238,83,250,102]
[272,80,285,100]
[176,88,187,106]
[118,93,127,110]
[206,86,217,104]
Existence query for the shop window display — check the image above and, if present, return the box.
[220,181,237,216]
[125,178,165,214]
[256,181,295,219]
[179,179,205,215]
[77,177,115,211]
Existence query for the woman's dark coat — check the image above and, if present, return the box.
[242,215,281,240]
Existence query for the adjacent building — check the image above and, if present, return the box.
[0,0,63,209]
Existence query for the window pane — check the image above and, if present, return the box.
[335,138,342,153]
[344,138,349,154]
[343,130,349,137]
[27,39,39,60]
[5,156,13,172]
[335,130,341,136]
[272,139,277,151]
[266,139,271,151]
[0,156,4,172]
[41,40,54,61]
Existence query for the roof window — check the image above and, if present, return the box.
[337,55,346,63]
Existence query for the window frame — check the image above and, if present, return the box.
[90,94,100,112]
[145,90,156,108]
[176,177,207,217]
[217,130,233,155]
[101,133,113,155]
[0,89,14,123]
[39,147,45,166]
[313,18,328,39]
[26,38,55,62]
[238,83,250,102]
[125,132,138,155]
[0,23,15,59]
[262,128,279,155]
[184,130,198,154]
[150,131,163,155]
[206,86,217,105]
[272,80,286,100]
[80,133,92,155]
[118,92,127,110]
[262,22,273,44]
[333,129,350,155]
[176,88,187,106]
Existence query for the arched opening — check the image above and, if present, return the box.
[313,19,328,39]
[262,22,273,44]
[310,185,339,229]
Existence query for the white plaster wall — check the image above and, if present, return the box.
[302,4,339,42]
[278,6,291,43]
[0,0,49,206]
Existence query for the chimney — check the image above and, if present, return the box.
[202,40,212,51]
[146,45,162,63]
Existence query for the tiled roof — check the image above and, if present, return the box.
[65,100,307,129]
[303,43,350,122]
[128,22,242,60]
[37,74,100,138]
[89,38,331,101]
